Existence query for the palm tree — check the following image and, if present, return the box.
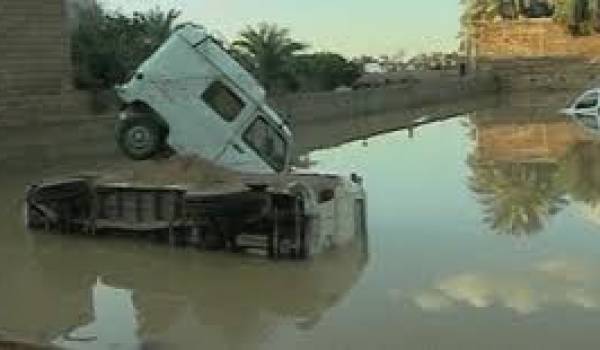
[559,141,600,205]
[553,0,600,35]
[232,23,307,93]
[468,158,568,236]
[460,0,502,24]
[460,0,600,35]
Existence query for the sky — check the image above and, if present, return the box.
[99,0,462,58]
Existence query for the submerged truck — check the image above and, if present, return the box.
[24,25,368,259]
[24,173,367,259]
[115,25,292,174]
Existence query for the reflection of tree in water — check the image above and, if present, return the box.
[559,142,600,206]
[468,157,568,236]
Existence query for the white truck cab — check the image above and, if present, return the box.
[561,88,600,130]
[115,25,293,174]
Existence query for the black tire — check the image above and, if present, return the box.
[298,226,312,259]
[25,204,46,230]
[117,117,162,160]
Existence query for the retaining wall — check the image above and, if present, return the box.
[1,75,498,169]
[473,19,600,59]
[472,19,600,91]
[271,74,497,123]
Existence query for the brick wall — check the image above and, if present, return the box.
[0,0,74,124]
[472,19,600,91]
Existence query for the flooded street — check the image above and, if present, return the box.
[2,99,600,349]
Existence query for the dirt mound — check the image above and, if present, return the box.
[87,156,245,190]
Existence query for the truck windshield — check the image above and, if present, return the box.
[243,117,287,172]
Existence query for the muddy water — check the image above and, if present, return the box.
[2,102,600,349]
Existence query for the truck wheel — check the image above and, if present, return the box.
[24,204,46,230]
[298,227,312,259]
[117,117,162,160]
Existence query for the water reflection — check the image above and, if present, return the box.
[559,141,600,206]
[468,160,567,236]
[292,94,500,156]
[0,229,367,349]
[415,258,600,315]
[54,279,138,349]
[468,112,600,235]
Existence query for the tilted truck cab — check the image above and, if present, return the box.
[115,25,293,174]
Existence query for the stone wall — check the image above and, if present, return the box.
[0,0,81,125]
[474,19,600,59]
[472,19,600,91]
[478,56,600,91]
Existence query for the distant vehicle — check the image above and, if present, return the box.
[114,25,292,174]
[561,88,600,130]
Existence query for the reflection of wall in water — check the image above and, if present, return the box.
[472,116,591,163]
[468,113,589,236]
[0,254,95,344]
[293,95,500,155]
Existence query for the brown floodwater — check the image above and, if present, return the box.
[2,99,600,349]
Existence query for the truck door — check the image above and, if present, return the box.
[167,80,251,159]
[217,114,289,173]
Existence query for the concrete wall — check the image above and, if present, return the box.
[271,74,497,123]
[1,75,498,170]
[472,19,600,91]
[0,0,82,125]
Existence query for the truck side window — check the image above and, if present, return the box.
[202,81,245,122]
[243,117,287,172]
[576,92,598,109]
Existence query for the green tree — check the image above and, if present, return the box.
[232,23,308,93]
[553,0,600,35]
[460,0,503,24]
[468,158,568,236]
[71,4,181,88]
[460,0,600,35]
[291,53,361,91]
[559,141,600,205]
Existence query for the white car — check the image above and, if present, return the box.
[561,88,600,130]
[114,25,293,174]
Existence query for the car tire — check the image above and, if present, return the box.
[117,117,162,160]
